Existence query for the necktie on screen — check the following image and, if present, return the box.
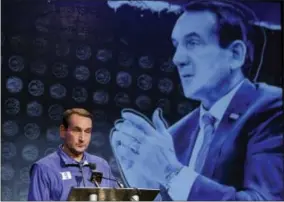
[194,113,216,173]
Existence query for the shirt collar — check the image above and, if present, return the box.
[199,80,244,126]
[57,144,89,166]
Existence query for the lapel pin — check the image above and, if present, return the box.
[229,113,240,120]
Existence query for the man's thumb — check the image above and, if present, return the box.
[152,108,168,134]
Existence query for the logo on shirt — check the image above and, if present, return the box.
[60,171,72,180]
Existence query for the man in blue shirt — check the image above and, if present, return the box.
[28,108,117,201]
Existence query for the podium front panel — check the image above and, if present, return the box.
[67,187,160,201]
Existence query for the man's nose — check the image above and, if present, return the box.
[172,46,189,68]
[79,133,85,141]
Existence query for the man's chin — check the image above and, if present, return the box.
[72,147,87,154]
[183,90,195,99]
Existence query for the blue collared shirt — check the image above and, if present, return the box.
[28,145,117,201]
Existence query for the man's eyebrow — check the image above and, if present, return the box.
[71,126,92,131]
[184,32,201,40]
[171,32,201,44]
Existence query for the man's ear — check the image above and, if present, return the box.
[59,125,66,139]
[228,40,247,70]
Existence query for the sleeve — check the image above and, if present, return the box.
[27,164,51,201]
[167,166,199,200]
[187,105,284,200]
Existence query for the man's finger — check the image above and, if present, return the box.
[110,130,142,156]
[115,120,145,142]
[152,108,168,135]
[121,111,156,135]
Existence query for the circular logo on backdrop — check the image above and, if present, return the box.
[93,90,109,104]
[30,60,47,75]
[2,120,19,137]
[35,17,49,33]
[72,87,88,103]
[96,49,112,62]
[8,55,24,72]
[2,142,17,160]
[1,164,15,181]
[33,37,48,53]
[10,35,25,52]
[52,62,68,78]
[48,104,64,121]
[76,45,92,60]
[4,98,20,115]
[138,55,154,69]
[55,42,70,57]
[137,74,152,91]
[27,101,43,117]
[74,65,90,81]
[158,78,174,94]
[92,110,107,123]
[114,92,130,107]
[95,68,111,84]
[90,131,105,148]
[18,187,29,201]
[46,127,61,142]
[49,84,67,99]
[116,71,132,88]
[118,51,134,67]
[135,95,152,111]
[1,186,13,201]
[28,80,44,96]
[24,123,40,140]
[44,148,57,156]
[6,76,23,93]
[160,58,175,72]
[22,145,39,162]
[20,166,31,183]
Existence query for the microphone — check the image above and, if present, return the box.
[88,163,124,188]
[89,163,139,201]
[89,163,101,187]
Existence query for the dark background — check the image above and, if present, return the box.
[1,0,283,200]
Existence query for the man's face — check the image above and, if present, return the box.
[60,114,92,155]
[171,11,232,100]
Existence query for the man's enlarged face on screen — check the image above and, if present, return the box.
[171,10,233,102]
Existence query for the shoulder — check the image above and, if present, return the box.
[235,80,282,115]
[241,82,283,139]
[249,82,283,116]
[31,151,60,174]
[256,82,282,104]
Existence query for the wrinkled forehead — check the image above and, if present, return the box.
[171,10,218,41]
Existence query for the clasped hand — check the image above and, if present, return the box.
[110,108,182,188]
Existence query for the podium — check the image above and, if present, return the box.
[67,187,160,201]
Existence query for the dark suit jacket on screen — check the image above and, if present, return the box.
[168,79,283,200]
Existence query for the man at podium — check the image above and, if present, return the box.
[28,108,117,201]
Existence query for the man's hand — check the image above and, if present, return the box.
[110,108,183,188]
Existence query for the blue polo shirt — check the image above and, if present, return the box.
[28,145,117,201]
